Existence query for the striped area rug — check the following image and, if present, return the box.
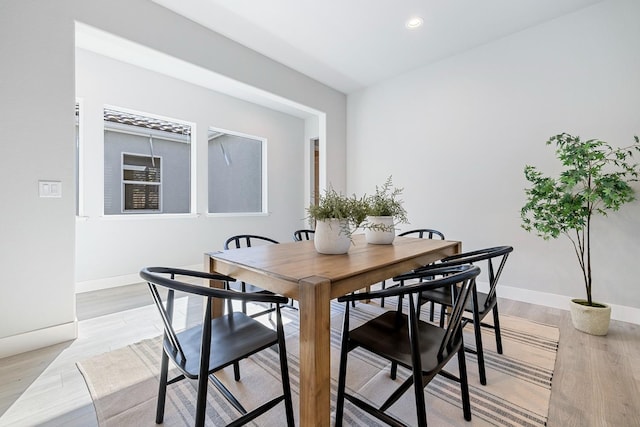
[77,301,558,426]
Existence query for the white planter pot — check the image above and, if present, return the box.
[569,299,611,336]
[364,216,395,245]
[314,219,351,254]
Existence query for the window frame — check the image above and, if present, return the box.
[102,105,195,217]
[75,99,85,218]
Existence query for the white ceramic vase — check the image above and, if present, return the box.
[569,298,611,336]
[314,218,351,254]
[364,216,395,245]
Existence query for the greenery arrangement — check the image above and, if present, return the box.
[307,177,410,238]
[307,186,368,238]
[521,133,640,306]
[364,176,409,231]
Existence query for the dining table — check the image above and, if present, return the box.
[205,233,461,427]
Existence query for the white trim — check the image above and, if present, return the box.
[75,276,640,325]
[494,283,640,325]
[76,23,322,120]
[0,321,78,359]
[76,264,203,293]
[206,211,269,218]
[75,98,85,217]
[97,213,198,220]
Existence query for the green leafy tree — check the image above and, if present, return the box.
[521,133,640,306]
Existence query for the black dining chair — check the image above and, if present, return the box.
[415,245,513,385]
[292,229,315,241]
[224,234,280,248]
[140,267,295,427]
[399,228,446,240]
[378,228,446,309]
[335,264,480,426]
[223,234,296,316]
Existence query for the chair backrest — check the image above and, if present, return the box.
[293,229,315,241]
[419,246,513,307]
[340,264,480,360]
[223,234,279,249]
[398,228,445,240]
[434,267,477,357]
[140,267,287,367]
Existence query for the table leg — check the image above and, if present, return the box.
[205,254,225,318]
[298,276,331,427]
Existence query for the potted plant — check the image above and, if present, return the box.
[521,133,640,335]
[307,186,368,254]
[364,176,409,244]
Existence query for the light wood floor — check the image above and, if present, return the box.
[0,283,638,426]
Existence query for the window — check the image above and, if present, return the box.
[208,128,265,214]
[122,153,161,212]
[104,108,191,215]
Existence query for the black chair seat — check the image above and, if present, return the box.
[420,287,494,318]
[171,312,279,378]
[349,311,455,373]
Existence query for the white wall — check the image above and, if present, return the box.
[0,0,346,357]
[75,48,306,285]
[0,1,77,356]
[347,0,640,320]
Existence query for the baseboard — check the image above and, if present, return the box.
[75,272,640,325]
[0,321,78,359]
[75,264,203,293]
[494,283,640,325]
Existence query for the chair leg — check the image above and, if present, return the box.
[276,309,295,427]
[428,301,435,322]
[380,280,386,308]
[226,297,233,315]
[335,357,348,426]
[457,346,472,421]
[241,282,247,314]
[225,282,233,315]
[472,308,487,386]
[156,350,170,424]
[492,305,503,354]
[335,314,352,427]
[412,369,427,427]
[195,300,213,427]
[233,361,241,381]
[390,297,404,380]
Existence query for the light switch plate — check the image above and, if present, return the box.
[39,180,62,198]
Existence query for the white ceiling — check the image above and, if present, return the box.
[151,0,604,94]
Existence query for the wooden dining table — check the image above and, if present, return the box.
[205,234,461,427]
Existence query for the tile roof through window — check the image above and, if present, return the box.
[103,108,191,135]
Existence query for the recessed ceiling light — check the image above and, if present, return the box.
[405,16,424,29]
